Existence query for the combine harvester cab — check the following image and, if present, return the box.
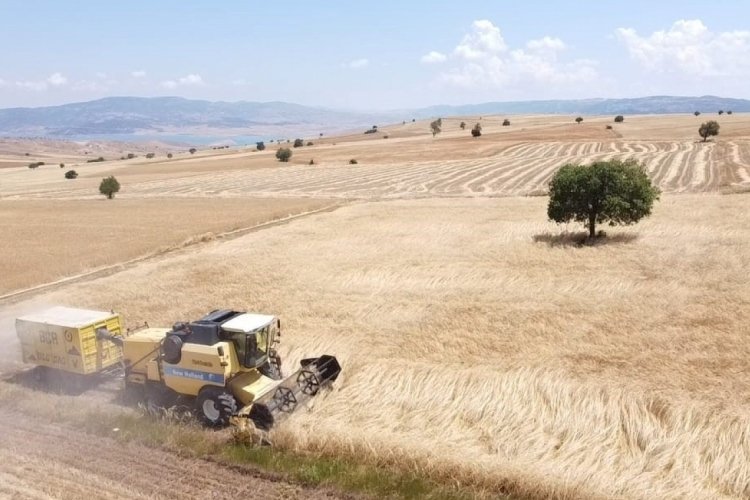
[121,309,340,429]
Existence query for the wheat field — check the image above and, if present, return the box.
[2,114,750,498]
[10,193,744,499]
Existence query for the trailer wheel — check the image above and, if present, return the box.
[196,386,237,427]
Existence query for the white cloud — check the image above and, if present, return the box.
[47,72,67,86]
[420,51,447,64]
[131,70,147,78]
[616,19,750,77]
[431,20,597,91]
[160,73,204,89]
[344,58,369,69]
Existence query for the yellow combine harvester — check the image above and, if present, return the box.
[16,306,340,430]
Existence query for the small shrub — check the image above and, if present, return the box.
[59,163,65,168]
[276,148,292,162]
[698,120,720,142]
[28,162,41,169]
[307,141,314,146]
[99,176,120,199]
[167,153,173,158]
[502,119,510,126]
[606,125,613,130]
[614,115,624,123]
[127,153,136,159]
[25,152,30,156]
[65,170,78,179]
[309,159,315,165]
[383,135,389,139]
[189,148,197,154]
[364,128,377,134]
[575,117,583,124]
[727,110,733,115]
[718,110,724,115]
[471,123,482,137]
[694,111,700,116]
[256,141,266,151]
[145,152,155,159]
[87,157,105,163]
[460,121,466,130]
[293,138,304,148]
[349,159,358,164]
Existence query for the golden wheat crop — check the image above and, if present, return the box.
[13,193,745,499]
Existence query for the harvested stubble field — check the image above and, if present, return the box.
[0,197,335,296]
[1,114,750,499]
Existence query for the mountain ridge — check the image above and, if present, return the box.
[0,95,747,139]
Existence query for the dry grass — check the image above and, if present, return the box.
[0,197,334,295]
[7,193,744,499]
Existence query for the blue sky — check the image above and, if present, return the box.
[1,1,748,109]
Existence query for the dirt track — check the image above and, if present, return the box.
[0,408,345,500]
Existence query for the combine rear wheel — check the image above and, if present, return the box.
[196,386,237,427]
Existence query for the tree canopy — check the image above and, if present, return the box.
[547,159,660,239]
[471,123,482,137]
[698,120,720,142]
[430,118,442,137]
[99,176,120,199]
[275,148,292,162]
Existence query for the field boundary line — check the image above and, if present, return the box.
[0,202,345,305]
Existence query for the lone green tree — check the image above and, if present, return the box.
[502,119,511,126]
[430,118,442,137]
[275,148,292,162]
[293,138,304,147]
[575,116,583,124]
[459,121,466,130]
[471,123,482,137]
[694,111,701,116]
[614,115,624,123]
[99,176,120,199]
[547,159,660,240]
[698,120,720,142]
[256,141,265,151]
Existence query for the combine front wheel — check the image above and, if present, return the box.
[196,386,237,427]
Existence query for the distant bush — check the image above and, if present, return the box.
[189,148,197,154]
[145,152,155,159]
[694,111,701,116]
[718,110,724,115]
[127,153,136,159]
[309,159,315,165]
[606,125,613,130]
[383,135,389,139]
[575,117,583,124]
[728,110,733,115]
[293,138,304,148]
[87,157,105,163]
[256,141,265,151]
[167,153,173,158]
[276,148,292,162]
[699,120,720,142]
[349,159,358,164]
[430,118,442,137]
[502,119,511,126]
[471,123,482,137]
[307,141,314,146]
[460,121,466,130]
[364,128,377,134]
[28,162,42,169]
[99,176,120,199]
[65,170,78,179]
[25,152,30,156]
[614,115,624,123]
[59,163,65,168]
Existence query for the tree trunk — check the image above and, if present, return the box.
[588,213,596,238]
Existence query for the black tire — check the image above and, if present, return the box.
[195,386,237,427]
